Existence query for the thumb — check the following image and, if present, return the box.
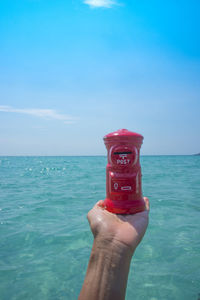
[96,200,105,209]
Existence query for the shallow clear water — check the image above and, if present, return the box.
[0,156,200,300]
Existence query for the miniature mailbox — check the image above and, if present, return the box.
[103,129,145,214]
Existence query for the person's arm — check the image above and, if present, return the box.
[78,197,150,300]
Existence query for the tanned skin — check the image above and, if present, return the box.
[79,197,150,300]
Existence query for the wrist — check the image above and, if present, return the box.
[93,234,135,259]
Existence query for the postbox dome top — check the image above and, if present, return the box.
[103,129,143,140]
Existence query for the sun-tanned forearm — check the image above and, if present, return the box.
[78,236,134,300]
[78,197,149,300]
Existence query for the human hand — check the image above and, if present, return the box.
[87,197,150,254]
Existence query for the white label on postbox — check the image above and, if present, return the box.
[121,186,132,191]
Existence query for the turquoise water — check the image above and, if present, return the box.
[0,156,199,300]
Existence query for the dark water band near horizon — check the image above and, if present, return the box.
[0,156,200,300]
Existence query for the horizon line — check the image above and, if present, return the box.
[0,154,197,157]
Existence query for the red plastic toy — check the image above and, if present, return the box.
[103,129,145,214]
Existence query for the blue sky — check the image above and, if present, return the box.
[0,0,199,155]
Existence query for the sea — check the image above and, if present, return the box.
[0,156,199,300]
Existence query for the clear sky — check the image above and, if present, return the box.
[0,0,200,155]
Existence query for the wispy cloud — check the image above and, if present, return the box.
[84,0,117,8]
[0,105,77,124]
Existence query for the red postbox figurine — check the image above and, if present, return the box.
[103,129,145,214]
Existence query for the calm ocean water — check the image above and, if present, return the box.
[0,156,199,300]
